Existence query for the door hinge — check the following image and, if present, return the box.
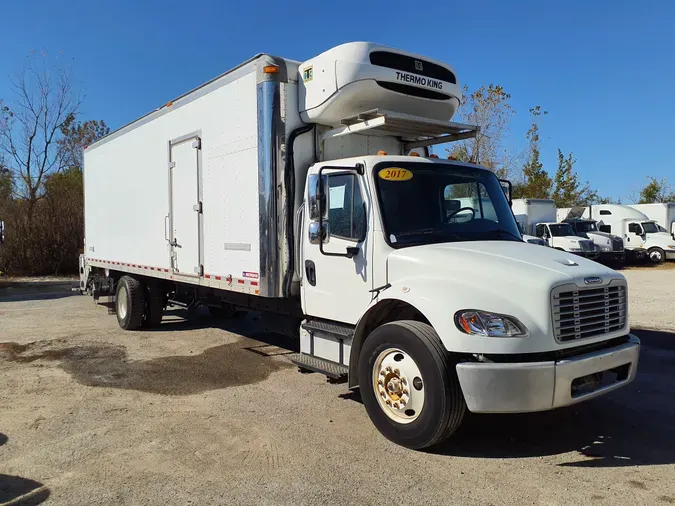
[195,264,204,276]
[193,201,203,213]
[192,138,201,150]
[168,161,176,169]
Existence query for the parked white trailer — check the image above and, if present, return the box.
[80,42,640,449]
[556,207,625,265]
[629,203,675,239]
[511,199,598,259]
[577,204,675,263]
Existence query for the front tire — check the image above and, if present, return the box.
[115,276,145,330]
[649,247,665,264]
[358,320,465,449]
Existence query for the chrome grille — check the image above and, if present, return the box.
[552,283,627,342]
[612,237,624,251]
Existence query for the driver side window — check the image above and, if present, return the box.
[536,224,548,238]
[628,223,642,235]
[328,173,366,242]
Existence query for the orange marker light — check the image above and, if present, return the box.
[409,152,421,157]
[263,65,280,74]
[377,150,387,156]
[429,154,439,159]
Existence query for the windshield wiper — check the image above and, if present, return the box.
[394,228,462,244]
[480,229,523,242]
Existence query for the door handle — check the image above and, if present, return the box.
[305,260,316,286]
[170,239,181,248]
[165,215,170,241]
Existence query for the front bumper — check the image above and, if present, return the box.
[598,251,625,264]
[456,335,640,413]
[573,251,599,260]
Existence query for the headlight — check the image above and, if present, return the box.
[601,246,611,252]
[568,248,582,252]
[455,310,527,337]
[668,245,675,250]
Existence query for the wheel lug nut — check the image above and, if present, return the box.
[377,379,383,386]
[400,399,407,406]
[380,370,386,376]
[403,389,409,395]
[386,366,392,373]
[385,399,391,406]
[401,377,407,385]
[394,368,400,375]
[394,402,400,409]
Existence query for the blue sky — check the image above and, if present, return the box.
[1,0,673,201]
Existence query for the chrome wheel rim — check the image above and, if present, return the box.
[650,250,662,262]
[117,286,128,320]
[372,348,424,424]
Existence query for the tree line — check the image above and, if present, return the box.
[0,53,108,276]
[0,57,673,276]
[447,85,671,207]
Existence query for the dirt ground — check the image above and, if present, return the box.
[1,273,674,506]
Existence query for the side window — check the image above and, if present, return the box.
[599,210,611,216]
[599,224,611,233]
[328,174,366,241]
[535,224,547,237]
[628,223,640,234]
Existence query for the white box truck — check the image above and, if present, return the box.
[80,42,640,449]
[629,203,675,239]
[557,207,625,265]
[578,204,675,263]
[511,199,599,259]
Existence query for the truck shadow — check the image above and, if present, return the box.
[0,474,50,505]
[0,281,77,302]
[0,432,7,446]
[429,329,675,467]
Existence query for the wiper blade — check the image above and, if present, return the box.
[395,228,462,242]
[482,229,523,242]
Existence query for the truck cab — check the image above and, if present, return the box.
[562,218,625,265]
[533,222,599,260]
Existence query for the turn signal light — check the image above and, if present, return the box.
[409,152,420,157]
[429,154,439,159]
[263,65,280,74]
[377,150,387,155]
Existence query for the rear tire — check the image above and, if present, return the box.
[649,247,665,264]
[358,320,466,449]
[115,276,145,330]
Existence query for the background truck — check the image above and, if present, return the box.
[629,203,675,239]
[511,199,598,259]
[80,42,640,449]
[557,207,625,265]
[578,204,675,264]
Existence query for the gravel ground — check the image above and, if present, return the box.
[0,277,674,506]
[624,267,675,331]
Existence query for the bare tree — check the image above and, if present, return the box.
[0,51,81,215]
[448,84,515,177]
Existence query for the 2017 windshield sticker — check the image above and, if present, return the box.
[395,71,443,90]
[378,168,413,181]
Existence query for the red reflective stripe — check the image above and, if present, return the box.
[250,281,258,286]
[205,274,211,279]
[237,279,244,284]
[215,276,222,281]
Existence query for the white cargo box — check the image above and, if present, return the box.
[83,54,305,298]
[299,42,461,127]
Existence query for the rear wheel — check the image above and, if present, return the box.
[358,320,465,449]
[649,247,665,264]
[116,276,145,330]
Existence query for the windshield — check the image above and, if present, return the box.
[549,224,575,237]
[373,162,522,248]
[642,222,659,234]
[572,221,597,233]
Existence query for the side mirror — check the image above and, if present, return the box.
[308,222,330,245]
[498,179,512,206]
[308,174,329,222]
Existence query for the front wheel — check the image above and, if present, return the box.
[358,320,465,449]
[649,247,665,264]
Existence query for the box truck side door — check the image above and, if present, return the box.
[169,135,202,276]
[302,170,372,324]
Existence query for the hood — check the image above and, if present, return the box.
[647,232,675,246]
[586,231,614,240]
[387,240,620,290]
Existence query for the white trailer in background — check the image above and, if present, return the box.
[576,204,675,263]
[511,199,598,259]
[556,207,625,265]
[629,203,675,239]
[79,42,639,449]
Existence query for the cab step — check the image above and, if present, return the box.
[289,353,348,381]
[301,319,354,338]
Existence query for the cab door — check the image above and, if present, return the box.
[626,222,646,248]
[301,167,372,325]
